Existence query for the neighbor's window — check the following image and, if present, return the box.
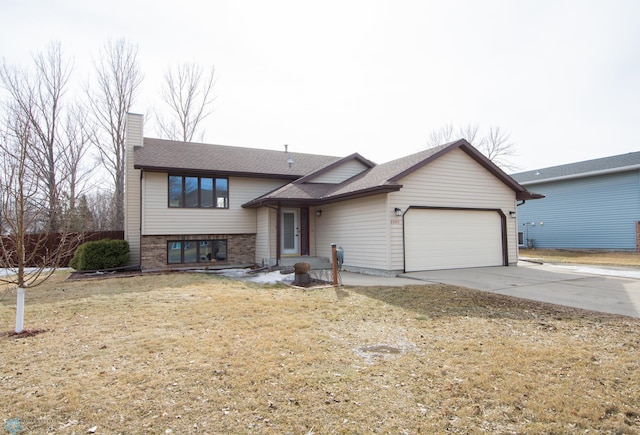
[169,175,229,208]
[167,239,228,264]
[518,231,524,246]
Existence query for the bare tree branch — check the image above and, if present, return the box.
[0,103,81,332]
[0,41,73,231]
[86,38,143,230]
[426,124,519,171]
[58,106,99,230]
[480,126,518,171]
[156,62,215,142]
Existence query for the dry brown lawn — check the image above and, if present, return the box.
[1,271,639,434]
[520,248,640,268]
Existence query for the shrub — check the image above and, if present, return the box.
[70,239,130,271]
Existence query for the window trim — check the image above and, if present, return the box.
[168,174,229,209]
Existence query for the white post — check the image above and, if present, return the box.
[15,287,25,333]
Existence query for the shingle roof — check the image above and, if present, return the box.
[135,138,341,179]
[244,139,541,206]
[511,151,640,185]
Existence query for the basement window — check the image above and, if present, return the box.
[167,239,227,264]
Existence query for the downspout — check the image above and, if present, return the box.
[276,202,281,266]
[138,169,143,269]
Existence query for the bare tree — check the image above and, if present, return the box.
[156,62,215,142]
[85,189,117,231]
[0,42,73,231]
[427,123,456,147]
[58,105,97,230]
[481,126,517,171]
[63,193,97,232]
[427,124,518,171]
[87,38,143,230]
[0,105,79,333]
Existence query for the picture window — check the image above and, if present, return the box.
[169,175,228,208]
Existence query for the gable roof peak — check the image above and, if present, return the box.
[294,152,376,184]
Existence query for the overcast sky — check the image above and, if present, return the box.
[2,0,639,173]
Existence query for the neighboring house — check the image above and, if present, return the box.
[124,113,541,275]
[511,152,640,251]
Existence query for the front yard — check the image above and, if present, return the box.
[1,272,639,433]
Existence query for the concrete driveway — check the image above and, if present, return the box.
[399,261,640,318]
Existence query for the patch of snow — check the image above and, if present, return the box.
[0,267,70,278]
[549,264,640,279]
[212,268,295,284]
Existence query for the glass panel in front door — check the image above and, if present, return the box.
[282,210,299,254]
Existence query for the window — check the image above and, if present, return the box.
[169,175,228,208]
[167,239,228,264]
[518,231,524,246]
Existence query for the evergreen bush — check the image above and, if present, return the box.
[70,239,129,271]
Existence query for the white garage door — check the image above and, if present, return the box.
[404,208,504,272]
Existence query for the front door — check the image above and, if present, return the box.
[281,209,299,255]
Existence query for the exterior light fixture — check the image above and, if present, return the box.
[394,207,402,217]
[509,211,516,218]
[316,210,322,217]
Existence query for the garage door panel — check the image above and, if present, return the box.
[405,209,503,272]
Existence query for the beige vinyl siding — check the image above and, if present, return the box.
[389,148,518,269]
[309,159,368,184]
[315,194,390,272]
[124,114,143,266]
[255,207,277,264]
[141,173,288,235]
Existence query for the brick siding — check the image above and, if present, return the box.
[140,233,256,271]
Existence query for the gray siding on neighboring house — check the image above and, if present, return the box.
[517,170,640,250]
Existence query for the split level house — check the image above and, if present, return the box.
[512,151,640,251]
[124,113,542,276]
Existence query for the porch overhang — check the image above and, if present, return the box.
[242,185,403,208]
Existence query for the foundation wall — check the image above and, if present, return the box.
[140,233,256,271]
